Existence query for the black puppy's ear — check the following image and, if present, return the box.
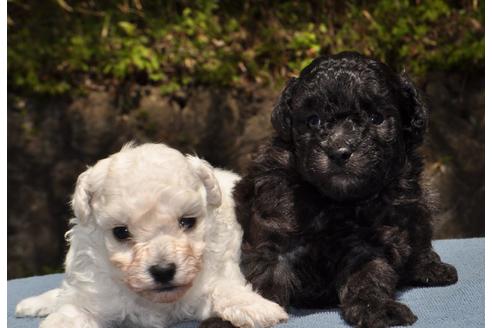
[271,77,298,141]
[399,72,429,148]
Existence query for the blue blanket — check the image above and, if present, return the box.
[8,238,484,327]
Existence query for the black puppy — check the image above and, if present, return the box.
[233,52,458,328]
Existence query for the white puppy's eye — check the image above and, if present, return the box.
[179,217,196,231]
[113,226,131,241]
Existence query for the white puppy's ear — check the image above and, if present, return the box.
[186,156,222,207]
[71,168,93,224]
[71,158,110,225]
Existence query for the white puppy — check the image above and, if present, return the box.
[16,143,287,328]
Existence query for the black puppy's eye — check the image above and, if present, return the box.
[369,112,384,125]
[113,226,131,241]
[307,114,321,128]
[179,217,196,231]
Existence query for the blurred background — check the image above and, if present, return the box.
[7,0,484,279]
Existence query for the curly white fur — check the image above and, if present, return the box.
[15,143,287,328]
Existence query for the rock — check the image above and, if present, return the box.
[7,73,484,278]
[422,72,484,238]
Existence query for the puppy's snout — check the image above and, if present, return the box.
[329,147,352,165]
[149,264,176,284]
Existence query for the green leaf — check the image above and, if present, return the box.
[118,21,137,36]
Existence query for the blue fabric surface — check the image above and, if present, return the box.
[8,238,484,327]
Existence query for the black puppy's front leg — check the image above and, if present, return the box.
[407,249,458,287]
[339,258,417,328]
[199,317,237,328]
[240,245,300,308]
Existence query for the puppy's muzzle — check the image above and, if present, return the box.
[322,122,360,166]
[328,147,352,165]
[149,263,176,285]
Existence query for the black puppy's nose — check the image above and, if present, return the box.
[149,264,176,284]
[329,147,352,164]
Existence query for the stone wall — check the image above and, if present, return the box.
[7,72,484,278]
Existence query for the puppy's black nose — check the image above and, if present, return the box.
[329,147,352,165]
[149,264,176,284]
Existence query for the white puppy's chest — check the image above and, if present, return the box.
[70,274,203,327]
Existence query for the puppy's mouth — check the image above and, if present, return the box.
[153,283,188,292]
[138,283,193,303]
[154,286,182,293]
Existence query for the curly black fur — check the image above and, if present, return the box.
[199,317,236,328]
[234,52,458,328]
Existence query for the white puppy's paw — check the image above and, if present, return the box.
[16,289,59,318]
[241,297,288,328]
[40,305,100,328]
[219,293,288,328]
[16,297,44,317]
[40,313,84,328]
[40,313,74,328]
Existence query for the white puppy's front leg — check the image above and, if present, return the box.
[40,304,101,328]
[16,288,61,317]
[211,284,288,328]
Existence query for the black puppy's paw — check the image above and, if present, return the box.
[342,300,417,328]
[410,261,458,287]
[199,317,237,328]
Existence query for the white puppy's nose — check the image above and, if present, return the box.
[149,264,176,284]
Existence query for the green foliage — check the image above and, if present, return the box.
[8,0,484,96]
